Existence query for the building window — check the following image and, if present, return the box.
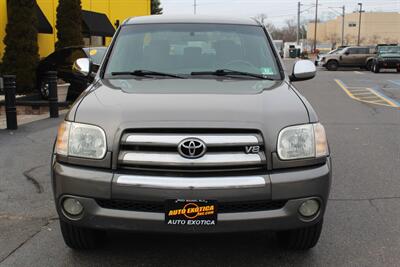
[348,22,357,27]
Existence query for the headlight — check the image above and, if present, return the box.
[55,121,107,159]
[277,123,329,160]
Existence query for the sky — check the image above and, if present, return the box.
[161,0,400,27]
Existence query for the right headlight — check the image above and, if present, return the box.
[55,121,107,159]
[277,123,329,160]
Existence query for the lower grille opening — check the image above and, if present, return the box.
[95,199,287,214]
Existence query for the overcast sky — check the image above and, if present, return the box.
[161,0,400,27]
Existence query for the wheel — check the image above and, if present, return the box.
[38,78,50,99]
[326,60,338,71]
[397,68,400,73]
[277,219,323,250]
[60,220,105,249]
[373,64,380,73]
[366,60,373,71]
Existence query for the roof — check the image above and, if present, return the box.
[124,15,259,26]
[35,4,53,34]
[82,10,116,37]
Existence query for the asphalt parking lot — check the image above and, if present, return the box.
[1,60,400,266]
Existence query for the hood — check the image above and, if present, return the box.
[379,53,400,58]
[71,78,310,150]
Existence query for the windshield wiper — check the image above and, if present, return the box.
[191,69,275,80]
[111,70,184,79]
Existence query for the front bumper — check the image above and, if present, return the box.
[52,158,332,233]
[376,60,400,69]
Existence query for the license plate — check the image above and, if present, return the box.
[165,199,218,226]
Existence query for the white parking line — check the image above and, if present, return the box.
[354,71,364,75]
[388,80,400,87]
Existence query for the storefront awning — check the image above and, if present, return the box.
[35,4,53,34]
[82,10,115,37]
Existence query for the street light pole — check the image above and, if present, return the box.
[194,0,197,15]
[297,2,301,45]
[341,5,345,46]
[357,3,363,46]
[313,0,318,53]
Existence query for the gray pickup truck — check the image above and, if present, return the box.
[52,15,331,251]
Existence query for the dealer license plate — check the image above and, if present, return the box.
[165,199,218,226]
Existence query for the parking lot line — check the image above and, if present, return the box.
[334,79,400,108]
[388,80,400,87]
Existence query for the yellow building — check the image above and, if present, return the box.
[0,0,151,59]
[307,12,400,46]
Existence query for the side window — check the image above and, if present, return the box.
[347,48,357,54]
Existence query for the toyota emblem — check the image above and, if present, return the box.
[178,138,207,159]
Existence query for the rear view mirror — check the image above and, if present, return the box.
[73,58,91,77]
[290,60,316,82]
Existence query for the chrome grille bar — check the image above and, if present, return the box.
[120,152,263,167]
[122,133,260,146]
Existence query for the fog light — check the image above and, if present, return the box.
[299,199,320,217]
[63,198,83,216]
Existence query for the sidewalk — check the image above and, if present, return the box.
[0,109,68,129]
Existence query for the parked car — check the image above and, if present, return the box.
[371,45,400,73]
[52,15,331,251]
[315,46,347,66]
[36,46,107,100]
[319,46,375,71]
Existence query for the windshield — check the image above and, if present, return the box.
[104,24,281,79]
[84,47,107,65]
[378,46,400,55]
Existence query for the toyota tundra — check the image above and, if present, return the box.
[52,15,332,250]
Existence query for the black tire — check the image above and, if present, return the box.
[277,219,323,250]
[373,64,380,73]
[397,68,400,73]
[38,77,50,99]
[60,220,105,249]
[326,60,338,71]
[366,60,373,71]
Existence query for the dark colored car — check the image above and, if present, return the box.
[36,46,107,100]
[371,45,400,73]
[52,15,331,251]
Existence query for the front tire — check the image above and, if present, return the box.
[373,64,380,73]
[277,219,323,250]
[38,77,50,100]
[60,220,105,250]
[366,60,373,71]
[326,60,338,71]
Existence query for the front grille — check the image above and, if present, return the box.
[96,199,287,214]
[117,130,266,174]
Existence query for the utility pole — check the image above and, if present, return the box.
[357,3,363,46]
[313,0,318,53]
[194,0,197,15]
[297,2,301,45]
[341,5,345,46]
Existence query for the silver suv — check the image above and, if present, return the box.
[52,15,331,250]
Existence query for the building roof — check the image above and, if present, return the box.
[124,15,259,26]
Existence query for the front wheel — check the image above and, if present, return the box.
[366,60,373,71]
[38,78,50,99]
[60,220,105,250]
[326,60,338,71]
[277,219,323,250]
[373,64,380,73]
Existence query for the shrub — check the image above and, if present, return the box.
[55,0,84,50]
[1,0,39,94]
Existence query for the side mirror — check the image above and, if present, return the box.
[290,60,316,82]
[344,51,350,55]
[72,58,91,77]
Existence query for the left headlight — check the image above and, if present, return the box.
[56,121,107,159]
[277,123,329,160]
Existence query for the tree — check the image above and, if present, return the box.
[1,0,39,93]
[55,0,83,50]
[151,0,163,15]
